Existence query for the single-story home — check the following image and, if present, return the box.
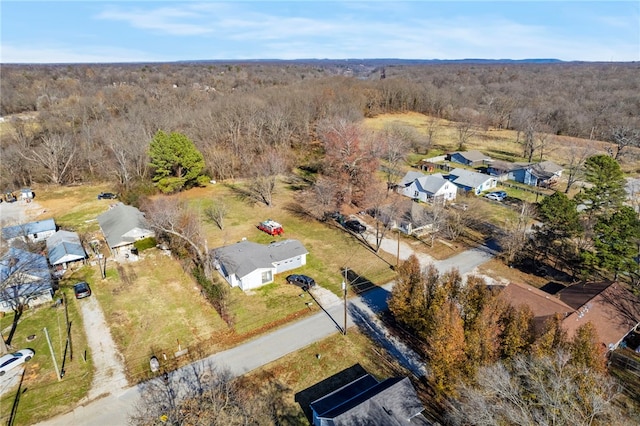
[1,218,57,245]
[46,230,87,270]
[309,373,429,425]
[497,281,575,329]
[398,171,457,203]
[448,168,497,195]
[487,160,563,187]
[448,150,492,167]
[0,247,54,313]
[212,239,309,291]
[559,282,640,351]
[371,199,436,236]
[97,203,155,254]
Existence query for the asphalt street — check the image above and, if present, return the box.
[36,231,495,425]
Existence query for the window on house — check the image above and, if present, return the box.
[261,270,272,284]
[33,233,38,239]
[414,191,419,197]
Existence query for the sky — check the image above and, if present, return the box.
[1,1,639,63]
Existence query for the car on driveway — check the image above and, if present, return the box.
[74,281,92,299]
[286,274,316,291]
[0,349,34,376]
[344,220,366,234]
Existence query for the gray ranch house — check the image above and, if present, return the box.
[448,168,497,195]
[398,171,457,203]
[212,239,308,291]
[97,203,155,255]
[0,247,54,313]
[1,218,57,246]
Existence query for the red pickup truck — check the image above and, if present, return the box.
[258,219,284,236]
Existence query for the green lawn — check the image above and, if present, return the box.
[0,285,92,425]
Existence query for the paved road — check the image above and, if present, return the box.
[37,231,495,425]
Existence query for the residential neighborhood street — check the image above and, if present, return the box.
[36,229,496,425]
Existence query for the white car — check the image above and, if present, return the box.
[0,349,35,376]
[485,193,503,201]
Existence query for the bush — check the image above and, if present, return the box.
[134,237,157,252]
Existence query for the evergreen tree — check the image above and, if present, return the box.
[149,130,208,193]
[592,205,640,279]
[577,154,626,218]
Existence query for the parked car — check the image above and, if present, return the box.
[0,349,34,376]
[286,274,316,291]
[74,281,92,299]
[485,191,506,201]
[344,220,366,234]
[97,192,117,200]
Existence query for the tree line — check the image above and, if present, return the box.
[1,62,639,191]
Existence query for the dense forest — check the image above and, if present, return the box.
[1,61,639,191]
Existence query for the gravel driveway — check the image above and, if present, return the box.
[79,295,128,400]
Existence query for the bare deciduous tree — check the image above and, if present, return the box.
[19,133,77,184]
[563,142,595,194]
[205,201,229,230]
[610,125,640,161]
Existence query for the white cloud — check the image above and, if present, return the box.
[0,43,162,64]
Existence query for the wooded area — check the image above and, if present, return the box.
[1,61,639,191]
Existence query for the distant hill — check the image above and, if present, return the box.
[178,58,565,66]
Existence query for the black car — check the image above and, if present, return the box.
[97,192,117,200]
[74,281,92,299]
[344,220,366,234]
[286,274,316,291]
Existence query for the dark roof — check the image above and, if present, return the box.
[311,376,427,425]
[498,282,574,319]
[1,218,56,240]
[213,239,308,279]
[557,281,612,310]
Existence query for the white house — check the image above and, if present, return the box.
[97,203,155,254]
[448,168,497,195]
[398,171,457,203]
[212,239,308,291]
[1,218,57,245]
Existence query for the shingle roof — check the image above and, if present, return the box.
[529,160,563,180]
[0,248,52,302]
[312,376,427,426]
[415,174,448,195]
[97,203,152,249]
[561,283,640,349]
[449,168,493,189]
[400,171,427,187]
[212,239,308,279]
[46,230,87,265]
[1,218,56,240]
[454,150,490,162]
[498,282,575,320]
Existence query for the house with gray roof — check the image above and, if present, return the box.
[448,168,497,195]
[310,374,429,426]
[97,203,154,254]
[398,171,457,203]
[46,230,87,269]
[448,150,491,167]
[1,218,56,245]
[0,247,54,313]
[488,160,563,187]
[212,239,308,291]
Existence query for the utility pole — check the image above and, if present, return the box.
[342,267,348,336]
[43,327,62,381]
